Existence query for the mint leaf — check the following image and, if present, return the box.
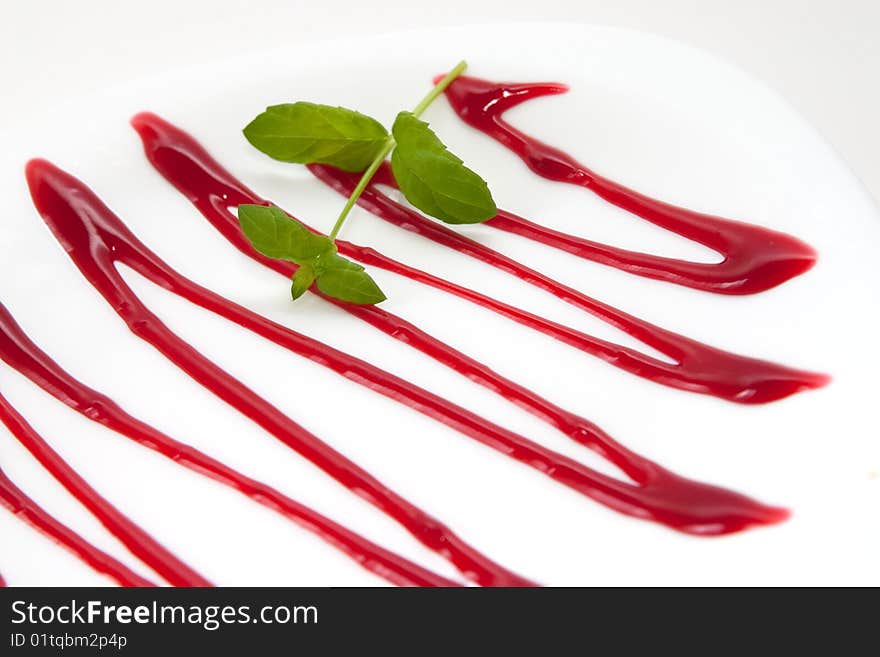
[390,111,496,224]
[237,61,484,307]
[238,204,333,262]
[238,205,386,305]
[243,103,389,172]
[291,264,315,300]
[314,255,387,305]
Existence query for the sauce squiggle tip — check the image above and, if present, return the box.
[440,75,819,296]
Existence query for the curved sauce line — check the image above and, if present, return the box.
[0,306,458,587]
[128,113,788,535]
[25,159,530,588]
[439,75,818,296]
[0,458,155,587]
[0,388,209,586]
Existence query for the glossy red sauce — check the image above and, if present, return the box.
[0,386,208,586]
[0,457,155,587]
[439,75,818,295]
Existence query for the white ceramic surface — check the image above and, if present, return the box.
[0,23,877,586]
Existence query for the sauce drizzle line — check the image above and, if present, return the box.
[0,453,155,587]
[0,387,208,586]
[440,75,818,296]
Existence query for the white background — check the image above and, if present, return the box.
[2,0,880,203]
[0,21,877,586]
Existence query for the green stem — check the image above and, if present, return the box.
[411,60,468,119]
[327,138,395,241]
[327,59,467,241]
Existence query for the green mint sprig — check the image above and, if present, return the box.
[238,60,495,305]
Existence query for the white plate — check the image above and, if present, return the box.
[1,23,878,586]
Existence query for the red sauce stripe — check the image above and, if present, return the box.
[0,458,155,587]
[0,389,209,586]
[440,75,818,295]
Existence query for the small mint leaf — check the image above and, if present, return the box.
[291,265,315,300]
[243,103,389,172]
[238,204,333,262]
[390,111,496,224]
[314,255,386,305]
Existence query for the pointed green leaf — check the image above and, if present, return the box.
[390,111,496,224]
[314,254,386,305]
[238,204,333,262]
[291,265,315,300]
[243,103,389,172]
